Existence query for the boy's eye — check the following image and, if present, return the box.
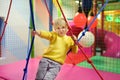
[56,26,66,30]
[62,26,65,29]
[57,27,60,29]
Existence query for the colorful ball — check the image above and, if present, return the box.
[78,30,95,47]
[73,13,87,28]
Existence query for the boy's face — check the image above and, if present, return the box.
[54,26,68,36]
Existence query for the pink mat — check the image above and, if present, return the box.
[56,64,120,80]
[0,58,120,80]
[0,58,40,80]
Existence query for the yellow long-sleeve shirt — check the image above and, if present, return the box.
[39,30,78,64]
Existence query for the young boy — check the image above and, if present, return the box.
[32,18,78,80]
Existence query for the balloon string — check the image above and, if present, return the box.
[0,0,12,41]
[56,0,104,80]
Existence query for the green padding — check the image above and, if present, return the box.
[77,56,120,74]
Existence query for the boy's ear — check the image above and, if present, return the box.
[66,28,68,30]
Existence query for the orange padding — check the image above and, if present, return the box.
[65,52,92,65]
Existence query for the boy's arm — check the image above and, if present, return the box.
[32,30,41,37]
[71,44,78,53]
[32,30,54,41]
[71,35,79,53]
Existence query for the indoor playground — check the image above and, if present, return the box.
[0,0,120,80]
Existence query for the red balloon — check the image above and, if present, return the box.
[87,16,98,29]
[73,13,87,28]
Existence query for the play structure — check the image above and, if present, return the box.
[0,0,120,80]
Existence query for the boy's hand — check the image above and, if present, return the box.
[72,35,77,41]
[31,30,36,36]
[31,30,41,37]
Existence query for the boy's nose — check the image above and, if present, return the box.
[60,28,63,31]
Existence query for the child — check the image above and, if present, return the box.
[32,18,78,80]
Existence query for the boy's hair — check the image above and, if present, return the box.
[53,18,68,29]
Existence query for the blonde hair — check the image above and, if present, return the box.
[53,18,68,29]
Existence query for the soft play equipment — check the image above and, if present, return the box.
[103,31,120,58]
[65,47,93,64]
[96,29,120,58]
[96,29,106,50]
